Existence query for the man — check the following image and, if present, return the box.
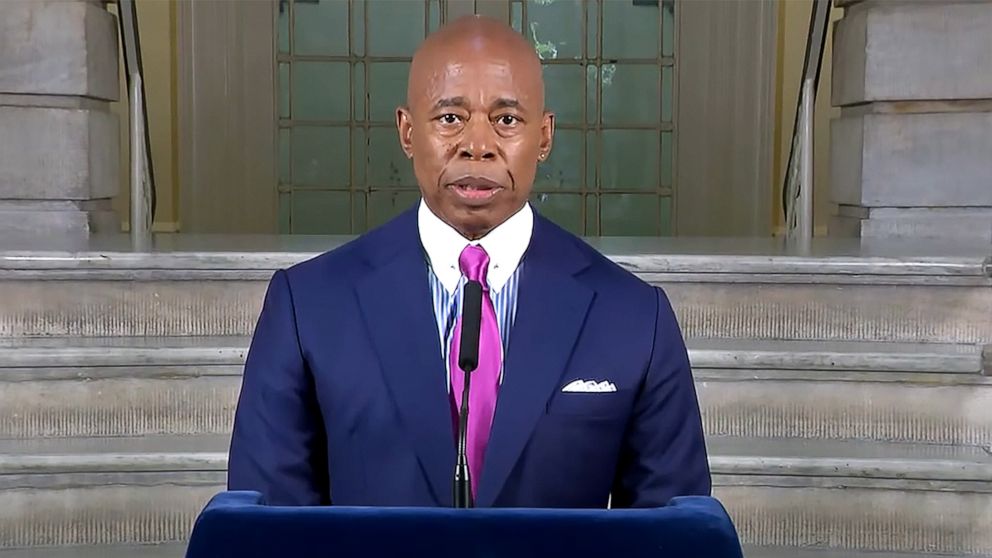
[228,15,710,508]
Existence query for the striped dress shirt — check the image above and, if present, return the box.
[428,262,522,384]
[417,199,532,387]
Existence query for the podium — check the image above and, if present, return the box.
[185,491,743,558]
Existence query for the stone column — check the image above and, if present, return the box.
[0,0,120,237]
[829,0,992,241]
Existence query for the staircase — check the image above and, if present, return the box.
[1,236,990,557]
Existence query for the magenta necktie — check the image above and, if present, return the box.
[449,245,502,498]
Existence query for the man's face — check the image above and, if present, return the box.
[397,38,554,239]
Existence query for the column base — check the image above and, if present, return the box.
[831,206,992,241]
[0,200,119,237]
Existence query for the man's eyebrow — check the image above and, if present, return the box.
[433,97,468,110]
[431,97,525,111]
[492,98,522,110]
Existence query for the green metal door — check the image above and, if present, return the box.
[277,0,676,236]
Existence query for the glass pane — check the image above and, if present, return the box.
[368,128,416,188]
[428,0,442,33]
[351,128,367,190]
[535,129,583,192]
[602,64,660,125]
[278,63,290,119]
[543,65,585,125]
[353,62,366,121]
[586,65,598,125]
[586,0,598,59]
[278,191,291,234]
[660,131,673,187]
[367,0,425,57]
[600,130,659,191]
[601,193,657,236]
[368,190,421,228]
[659,195,672,236]
[662,0,675,57]
[279,128,291,184]
[526,0,584,60]
[352,0,365,56]
[531,193,583,235]
[585,194,599,235]
[352,190,368,232]
[368,62,409,123]
[661,66,673,123]
[292,126,350,186]
[295,0,349,56]
[292,62,350,121]
[292,190,352,234]
[277,1,289,54]
[602,1,659,59]
[511,2,522,33]
[586,130,597,189]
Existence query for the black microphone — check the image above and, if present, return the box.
[458,281,483,373]
[453,280,483,508]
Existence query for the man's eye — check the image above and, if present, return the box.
[496,115,519,126]
[439,114,462,125]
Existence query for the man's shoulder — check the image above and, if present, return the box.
[536,214,654,294]
[284,236,365,282]
[282,208,416,289]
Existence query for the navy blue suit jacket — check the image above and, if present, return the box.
[228,206,711,508]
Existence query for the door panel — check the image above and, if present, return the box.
[276,0,676,236]
[179,0,774,237]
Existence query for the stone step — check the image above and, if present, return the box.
[692,340,992,447]
[709,437,992,557]
[0,435,225,551]
[0,337,247,439]
[1,436,989,554]
[0,546,960,558]
[742,547,953,558]
[0,548,948,558]
[1,337,989,445]
[1,237,989,343]
[0,549,958,558]
[691,338,986,374]
[0,544,186,558]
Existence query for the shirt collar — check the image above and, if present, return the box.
[418,198,533,295]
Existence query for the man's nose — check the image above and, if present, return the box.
[458,118,497,161]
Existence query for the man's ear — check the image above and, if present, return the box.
[397,107,414,159]
[539,111,555,161]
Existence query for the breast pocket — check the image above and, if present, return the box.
[545,389,636,420]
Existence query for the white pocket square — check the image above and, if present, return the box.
[561,379,617,393]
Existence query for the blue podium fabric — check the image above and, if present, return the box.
[185,491,743,558]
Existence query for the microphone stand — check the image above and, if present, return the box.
[453,367,473,508]
[453,279,482,509]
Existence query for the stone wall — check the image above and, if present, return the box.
[829,0,992,241]
[0,0,120,236]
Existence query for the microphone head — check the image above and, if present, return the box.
[458,280,484,373]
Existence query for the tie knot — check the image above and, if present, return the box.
[459,244,490,284]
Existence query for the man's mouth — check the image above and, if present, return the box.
[447,177,505,202]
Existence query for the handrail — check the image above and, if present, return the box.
[129,73,151,248]
[789,77,815,250]
[784,0,833,246]
[117,0,155,246]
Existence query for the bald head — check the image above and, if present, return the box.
[407,15,545,111]
[396,15,555,240]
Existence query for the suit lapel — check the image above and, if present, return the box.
[476,217,594,507]
[355,209,454,506]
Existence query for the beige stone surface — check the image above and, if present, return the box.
[0,1,118,101]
